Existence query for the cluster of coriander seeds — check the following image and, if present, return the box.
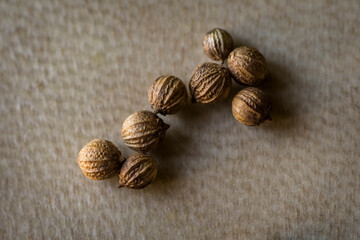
[117,75,188,189]
[200,28,272,126]
[78,27,272,189]
[78,138,159,189]
[78,75,188,189]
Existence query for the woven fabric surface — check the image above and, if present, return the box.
[0,0,359,239]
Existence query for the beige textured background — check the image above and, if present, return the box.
[1,0,359,239]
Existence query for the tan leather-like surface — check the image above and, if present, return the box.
[1,0,359,239]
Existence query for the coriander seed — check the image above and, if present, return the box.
[78,139,125,180]
[121,110,169,152]
[189,62,231,104]
[227,46,267,85]
[203,28,233,61]
[118,153,158,189]
[232,87,271,126]
[148,75,188,115]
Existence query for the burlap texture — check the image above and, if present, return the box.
[0,0,359,239]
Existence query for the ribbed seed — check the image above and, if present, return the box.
[227,46,267,86]
[189,62,231,104]
[121,111,169,152]
[78,139,124,180]
[118,153,158,189]
[203,28,233,61]
[232,87,271,126]
[148,75,187,115]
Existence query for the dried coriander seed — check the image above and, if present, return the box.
[77,27,278,192]
[78,139,125,180]
[121,110,169,152]
[203,28,233,61]
[227,46,267,85]
[118,153,157,189]
[189,62,232,104]
[232,87,271,126]
[148,75,188,115]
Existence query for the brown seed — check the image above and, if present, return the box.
[227,46,267,85]
[189,62,232,104]
[78,139,125,180]
[232,87,271,126]
[148,75,188,115]
[121,110,169,152]
[118,153,157,189]
[203,28,233,61]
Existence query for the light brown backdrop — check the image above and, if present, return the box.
[1,0,359,239]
